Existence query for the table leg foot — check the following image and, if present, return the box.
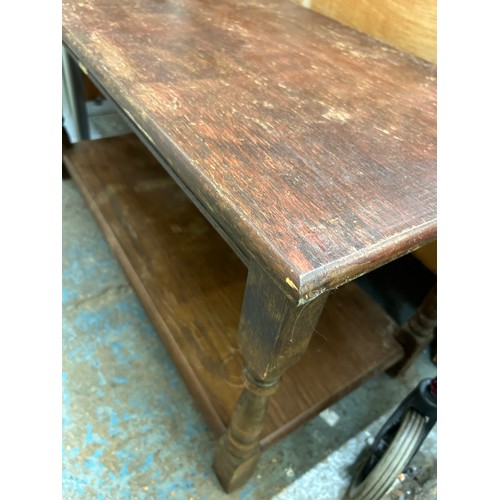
[214,434,261,493]
[214,372,279,492]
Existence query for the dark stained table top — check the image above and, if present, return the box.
[63,0,436,300]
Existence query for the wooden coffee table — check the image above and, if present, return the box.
[62,0,436,492]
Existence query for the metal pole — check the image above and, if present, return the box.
[62,46,90,141]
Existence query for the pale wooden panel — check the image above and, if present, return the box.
[294,0,436,63]
[413,240,437,274]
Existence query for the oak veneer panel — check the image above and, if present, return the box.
[62,0,436,299]
[63,135,404,446]
[294,0,436,63]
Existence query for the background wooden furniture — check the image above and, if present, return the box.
[63,0,436,491]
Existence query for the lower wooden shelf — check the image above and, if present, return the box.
[63,134,405,448]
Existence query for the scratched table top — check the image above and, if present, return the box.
[62,0,436,298]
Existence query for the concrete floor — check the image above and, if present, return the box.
[62,101,437,499]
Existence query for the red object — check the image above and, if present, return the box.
[429,378,437,397]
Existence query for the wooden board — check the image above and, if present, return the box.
[62,0,436,299]
[63,134,404,447]
[293,0,436,63]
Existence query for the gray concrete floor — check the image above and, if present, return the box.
[62,103,437,499]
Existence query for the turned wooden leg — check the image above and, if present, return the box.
[214,265,329,492]
[214,370,279,492]
[389,285,437,376]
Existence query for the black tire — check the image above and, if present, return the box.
[347,409,427,500]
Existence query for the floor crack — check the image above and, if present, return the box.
[63,283,131,312]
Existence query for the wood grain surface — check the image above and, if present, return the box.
[63,134,404,446]
[294,0,436,63]
[62,0,436,300]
